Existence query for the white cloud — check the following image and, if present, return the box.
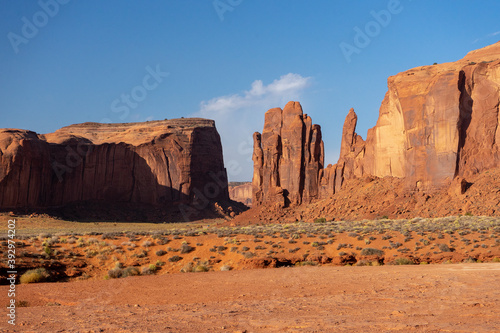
[198,73,311,117]
[193,73,312,182]
[472,31,500,44]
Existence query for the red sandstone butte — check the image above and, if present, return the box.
[350,41,500,191]
[0,119,229,211]
[252,42,500,209]
[252,101,324,207]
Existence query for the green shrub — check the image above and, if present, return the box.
[18,300,29,307]
[155,249,167,256]
[393,257,415,265]
[108,266,140,279]
[438,244,453,252]
[43,246,52,256]
[20,268,50,284]
[180,244,194,254]
[462,257,477,263]
[314,217,327,223]
[193,265,209,272]
[168,255,182,262]
[296,261,318,266]
[243,252,255,259]
[180,263,193,273]
[360,248,385,256]
[142,264,157,275]
[142,240,153,247]
[356,260,380,266]
[107,268,122,278]
[122,267,140,277]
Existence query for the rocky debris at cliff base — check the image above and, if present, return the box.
[6,199,249,223]
[229,167,500,226]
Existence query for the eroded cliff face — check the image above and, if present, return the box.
[253,42,500,207]
[345,41,500,191]
[0,119,229,210]
[252,101,324,207]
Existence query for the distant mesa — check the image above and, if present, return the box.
[228,182,252,206]
[0,118,239,221]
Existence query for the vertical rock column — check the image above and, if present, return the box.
[252,101,325,207]
[279,102,305,205]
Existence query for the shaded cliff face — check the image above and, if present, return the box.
[252,101,324,207]
[0,118,229,211]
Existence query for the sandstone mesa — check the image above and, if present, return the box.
[0,118,230,219]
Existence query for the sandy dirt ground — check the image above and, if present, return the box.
[2,215,499,284]
[1,263,499,332]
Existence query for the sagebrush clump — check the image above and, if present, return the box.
[20,268,50,284]
[360,248,385,256]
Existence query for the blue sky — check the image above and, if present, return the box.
[1,1,500,181]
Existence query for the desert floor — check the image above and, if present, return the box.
[2,214,499,282]
[1,263,499,332]
[1,214,499,332]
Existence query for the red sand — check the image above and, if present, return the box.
[1,263,499,332]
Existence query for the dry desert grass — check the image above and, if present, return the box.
[1,213,499,284]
